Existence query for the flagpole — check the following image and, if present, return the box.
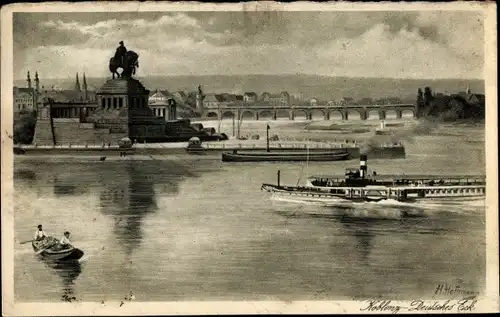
[306,142,309,180]
[266,124,270,152]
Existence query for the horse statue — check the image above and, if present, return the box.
[109,50,139,79]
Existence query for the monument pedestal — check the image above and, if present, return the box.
[88,77,165,141]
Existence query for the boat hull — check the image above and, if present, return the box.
[222,151,350,162]
[261,183,485,203]
[32,237,84,262]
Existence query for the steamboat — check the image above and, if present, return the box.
[261,155,486,203]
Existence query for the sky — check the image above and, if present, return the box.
[13,10,484,80]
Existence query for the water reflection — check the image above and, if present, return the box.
[98,163,159,256]
[53,176,79,196]
[43,260,82,302]
[338,216,375,262]
[14,169,37,181]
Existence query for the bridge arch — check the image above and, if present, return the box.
[401,109,415,118]
[240,110,256,120]
[329,110,344,120]
[275,109,289,120]
[292,109,308,120]
[347,109,362,120]
[367,109,382,120]
[206,111,219,119]
[385,109,398,120]
[221,111,235,120]
[257,110,273,120]
[310,109,326,120]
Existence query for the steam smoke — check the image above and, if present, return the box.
[360,120,439,154]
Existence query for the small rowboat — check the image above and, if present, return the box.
[222,151,350,162]
[32,237,84,261]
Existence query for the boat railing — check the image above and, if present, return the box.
[308,177,485,188]
[203,142,355,149]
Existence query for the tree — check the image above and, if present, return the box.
[185,91,197,110]
[416,88,424,117]
[14,112,37,144]
[423,86,433,107]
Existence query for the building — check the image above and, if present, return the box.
[309,98,319,107]
[14,87,37,114]
[36,72,96,109]
[464,87,485,105]
[148,89,178,121]
[290,93,304,102]
[203,93,232,109]
[13,71,40,115]
[335,97,354,105]
[243,92,258,103]
[172,91,187,105]
[222,93,243,102]
[268,92,290,106]
[260,92,271,101]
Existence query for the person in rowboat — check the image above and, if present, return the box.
[58,231,73,250]
[33,225,47,241]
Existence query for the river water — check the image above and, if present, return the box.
[13,122,486,302]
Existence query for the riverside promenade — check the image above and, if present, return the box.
[15,139,357,154]
[14,139,406,160]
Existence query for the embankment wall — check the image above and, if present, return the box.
[33,119,127,146]
[13,145,406,159]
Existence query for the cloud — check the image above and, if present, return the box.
[13,11,484,80]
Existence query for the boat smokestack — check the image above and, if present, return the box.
[360,154,367,179]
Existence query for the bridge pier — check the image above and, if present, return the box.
[396,110,402,119]
[324,112,330,120]
[360,110,368,120]
[379,111,386,120]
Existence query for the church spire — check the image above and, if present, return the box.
[83,73,88,90]
[34,71,40,92]
[83,73,88,101]
[27,71,32,88]
[74,73,81,92]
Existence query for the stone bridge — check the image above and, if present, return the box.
[202,104,417,120]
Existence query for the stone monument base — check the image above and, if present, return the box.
[34,118,128,146]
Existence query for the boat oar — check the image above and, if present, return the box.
[19,239,34,245]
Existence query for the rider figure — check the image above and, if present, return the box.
[115,41,127,67]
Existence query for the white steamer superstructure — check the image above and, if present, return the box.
[261,155,485,203]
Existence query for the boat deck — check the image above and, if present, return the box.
[261,181,486,202]
[308,174,486,187]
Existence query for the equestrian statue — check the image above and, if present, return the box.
[109,41,139,79]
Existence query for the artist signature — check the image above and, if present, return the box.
[433,283,480,299]
[360,299,477,314]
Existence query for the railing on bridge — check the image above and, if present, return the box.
[15,140,360,150]
[203,103,416,110]
[202,103,417,120]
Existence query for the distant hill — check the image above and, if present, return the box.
[14,74,485,102]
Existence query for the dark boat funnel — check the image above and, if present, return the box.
[360,155,367,179]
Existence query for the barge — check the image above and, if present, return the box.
[221,150,350,162]
[261,155,485,203]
